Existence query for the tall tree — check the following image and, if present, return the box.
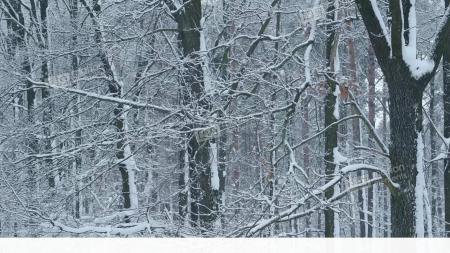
[444,0,450,238]
[164,0,220,229]
[324,0,340,238]
[355,0,450,237]
[69,0,81,219]
[367,45,376,237]
[80,0,139,219]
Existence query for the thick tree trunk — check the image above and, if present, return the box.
[444,0,450,237]
[354,0,450,237]
[387,74,423,237]
[38,0,55,188]
[176,0,217,229]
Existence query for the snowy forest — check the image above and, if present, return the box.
[0,0,449,238]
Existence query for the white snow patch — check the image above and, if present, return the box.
[210,142,220,191]
[333,85,340,119]
[333,147,347,164]
[334,209,340,237]
[401,0,435,79]
[122,108,139,210]
[404,57,435,80]
[303,0,319,85]
[200,17,213,93]
[334,42,340,74]
[415,132,425,237]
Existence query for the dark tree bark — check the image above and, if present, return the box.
[36,0,55,188]
[429,78,438,236]
[4,0,37,235]
[382,82,390,237]
[69,0,81,219]
[3,0,34,123]
[444,0,450,238]
[171,0,218,229]
[387,71,423,237]
[324,0,339,238]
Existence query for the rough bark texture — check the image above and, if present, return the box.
[345,19,365,237]
[429,78,438,235]
[444,0,450,238]
[176,0,218,229]
[38,0,55,188]
[387,68,423,237]
[69,0,82,219]
[324,0,338,238]
[382,82,390,237]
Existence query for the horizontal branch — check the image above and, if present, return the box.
[27,78,175,114]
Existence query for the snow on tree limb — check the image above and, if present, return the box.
[27,78,176,114]
[245,164,399,236]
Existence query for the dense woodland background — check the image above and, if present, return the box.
[0,0,449,237]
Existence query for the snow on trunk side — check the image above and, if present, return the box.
[183,140,191,228]
[333,147,346,237]
[200,16,213,94]
[369,0,391,48]
[401,0,434,79]
[95,5,140,212]
[210,141,220,191]
[415,132,425,237]
[423,186,433,237]
[333,85,340,120]
[123,111,139,210]
[304,0,320,85]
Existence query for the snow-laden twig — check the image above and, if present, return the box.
[244,163,398,236]
[27,78,175,113]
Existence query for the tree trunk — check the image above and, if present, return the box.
[387,74,423,237]
[6,0,37,234]
[382,82,390,237]
[302,98,311,237]
[82,0,139,218]
[324,0,339,238]
[69,0,81,219]
[444,0,450,237]
[37,0,55,188]
[176,0,218,230]
[367,45,376,237]
[429,78,438,236]
[346,18,364,238]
